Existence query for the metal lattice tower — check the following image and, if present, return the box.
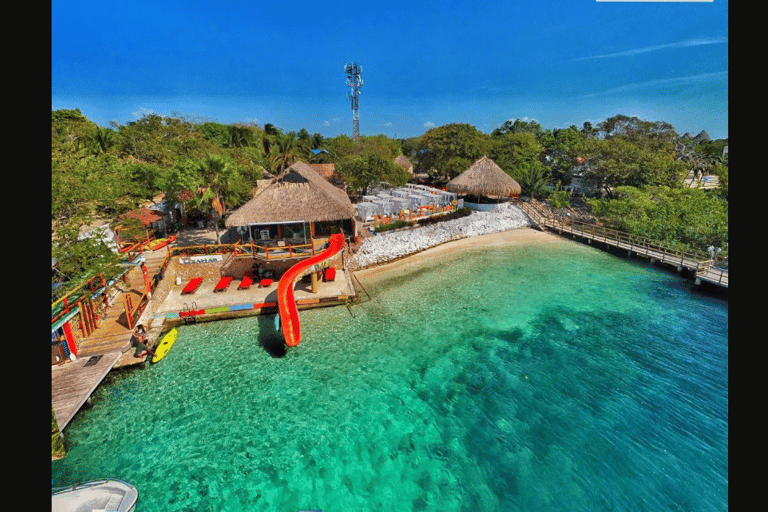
[344,62,363,139]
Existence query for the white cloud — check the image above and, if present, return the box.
[132,106,157,119]
[424,121,435,128]
[582,71,727,97]
[323,120,330,126]
[379,121,393,127]
[573,36,727,61]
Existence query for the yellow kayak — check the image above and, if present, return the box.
[152,328,178,363]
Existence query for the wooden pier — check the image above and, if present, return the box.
[519,200,728,288]
[52,351,122,432]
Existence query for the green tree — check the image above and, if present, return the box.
[52,221,125,287]
[539,126,584,185]
[491,118,543,137]
[490,131,544,183]
[597,114,677,153]
[337,153,410,196]
[515,161,550,199]
[415,123,491,180]
[586,186,727,254]
[582,137,685,197]
[189,155,245,243]
[267,131,303,172]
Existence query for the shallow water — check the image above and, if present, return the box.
[52,241,728,511]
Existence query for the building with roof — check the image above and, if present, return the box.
[446,156,521,202]
[225,161,357,243]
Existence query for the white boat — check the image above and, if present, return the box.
[52,479,138,512]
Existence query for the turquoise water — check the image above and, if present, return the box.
[52,240,728,511]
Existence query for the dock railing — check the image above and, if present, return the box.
[518,199,727,287]
[168,237,332,262]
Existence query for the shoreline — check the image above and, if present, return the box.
[354,227,569,280]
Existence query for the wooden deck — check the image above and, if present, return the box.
[52,351,122,431]
[519,200,728,288]
[52,249,169,431]
[51,241,358,432]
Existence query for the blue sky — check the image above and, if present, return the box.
[52,0,728,139]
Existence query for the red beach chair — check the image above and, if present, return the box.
[323,267,336,282]
[259,278,273,288]
[214,276,234,292]
[181,277,203,294]
[238,275,254,290]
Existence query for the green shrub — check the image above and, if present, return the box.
[549,189,571,209]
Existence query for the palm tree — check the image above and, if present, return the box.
[267,132,303,172]
[193,155,241,244]
[517,163,550,199]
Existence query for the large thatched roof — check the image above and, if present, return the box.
[225,161,356,226]
[446,156,521,197]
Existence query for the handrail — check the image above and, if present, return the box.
[168,237,331,261]
[519,200,725,280]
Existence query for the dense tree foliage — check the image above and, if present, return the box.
[52,109,728,290]
[413,123,492,181]
[586,186,728,258]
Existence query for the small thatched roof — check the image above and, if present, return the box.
[446,156,521,197]
[394,155,413,172]
[225,161,356,226]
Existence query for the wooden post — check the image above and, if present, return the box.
[141,263,152,297]
[88,299,99,330]
[78,306,88,337]
[124,296,134,330]
[311,269,319,293]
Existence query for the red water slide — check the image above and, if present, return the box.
[276,233,345,347]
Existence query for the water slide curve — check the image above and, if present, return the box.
[276,233,345,347]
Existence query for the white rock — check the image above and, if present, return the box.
[349,203,532,269]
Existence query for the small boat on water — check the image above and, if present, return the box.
[52,479,138,512]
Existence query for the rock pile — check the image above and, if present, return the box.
[348,203,533,269]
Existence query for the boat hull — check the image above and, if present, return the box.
[52,479,138,512]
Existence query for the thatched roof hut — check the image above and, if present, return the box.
[394,155,414,175]
[225,161,356,233]
[446,156,521,198]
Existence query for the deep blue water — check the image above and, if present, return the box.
[52,239,728,511]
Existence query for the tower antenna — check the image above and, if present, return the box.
[344,62,363,140]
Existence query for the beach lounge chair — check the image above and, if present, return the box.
[238,275,254,290]
[259,278,273,288]
[323,267,336,282]
[214,276,233,292]
[181,277,203,294]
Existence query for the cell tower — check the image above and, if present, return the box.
[344,62,363,139]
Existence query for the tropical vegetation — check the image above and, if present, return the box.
[52,109,728,296]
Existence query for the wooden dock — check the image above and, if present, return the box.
[52,351,122,431]
[52,249,169,432]
[51,241,358,432]
[519,200,728,288]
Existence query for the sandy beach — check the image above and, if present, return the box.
[354,226,568,280]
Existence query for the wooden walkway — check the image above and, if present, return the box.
[52,351,122,431]
[519,200,728,288]
[52,249,169,431]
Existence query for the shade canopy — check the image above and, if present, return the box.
[225,161,356,227]
[446,156,521,198]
